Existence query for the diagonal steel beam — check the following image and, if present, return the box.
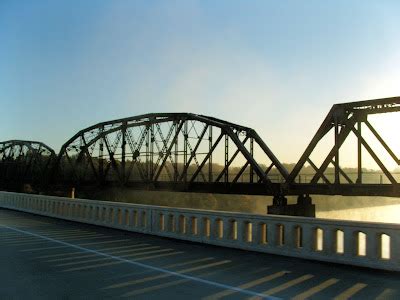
[351,127,397,184]
[81,135,99,181]
[306,158,330,184]
[257,163,280,183]
[232,161,250,183]
[250,130,289,179]
[330,160,353,184]
[153,120,185,181]
[310,117,355,184]
[227,129,271,184]
[153,122,175,179]
[103,135,123,184]
[189,132,224,184]
[179,124,209,181]
[215,136,249,182]
[287,108,336,183]
[365,120,400,164]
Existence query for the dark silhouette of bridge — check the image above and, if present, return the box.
[1,97,400,216]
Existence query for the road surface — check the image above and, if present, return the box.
[0,208,399,299]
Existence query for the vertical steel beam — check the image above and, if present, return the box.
[150,123,154,180]
[224,134,229,183]
[121,122,127,184]
[357,120,362,183]
[99,127,104,183]
[334,119,340,184]
[183,121,188,183]
[174,121,179,182]
[250,137,254,183]
[145,124,150,181]
[209,126,213,182]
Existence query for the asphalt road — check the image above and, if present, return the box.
[0,208,399,299]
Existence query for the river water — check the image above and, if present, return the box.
[311,195,400,224]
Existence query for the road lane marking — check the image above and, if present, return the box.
[204,271,289,299]
[105,257,216,281]
[333,283,367,300]
[292,278,339,300]
[21,239,131,251]
[55,246,165,266]
[1,224,280,299]
[106,260,231,289]
[122,264,245,298]
[256,274,314,297]
[5,234,110,246]
[376,288,396,300]
[62,251,185,272]
[46,243,152,262]
[38,243,150,259]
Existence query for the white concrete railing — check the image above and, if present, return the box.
[0,191,399,272]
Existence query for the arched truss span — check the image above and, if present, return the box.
[0,140,56,186]
[287,96,400,196]
[57,113,288,194]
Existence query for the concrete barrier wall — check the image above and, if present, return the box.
[1,191,399,272]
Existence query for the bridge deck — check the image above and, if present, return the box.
[1,209,399,299]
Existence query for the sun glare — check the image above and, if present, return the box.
[366,112,400,171]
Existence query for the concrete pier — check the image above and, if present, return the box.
[267,195,316,217]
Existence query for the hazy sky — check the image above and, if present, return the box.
[1,1,400,166]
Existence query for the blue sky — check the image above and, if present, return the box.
[1,1,400,165]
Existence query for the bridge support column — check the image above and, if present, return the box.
[267,195,315,217]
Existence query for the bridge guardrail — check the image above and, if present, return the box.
[0,191,399,271]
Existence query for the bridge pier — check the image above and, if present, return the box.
[267,194,315,217]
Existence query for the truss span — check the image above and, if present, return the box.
[0,140,56,187]
[56,113,289,194]
[287,96,400,197]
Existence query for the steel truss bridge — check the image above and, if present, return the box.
[0,140,56,188]
[1,97,400,199]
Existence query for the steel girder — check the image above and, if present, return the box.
[286,96,400,197]
[0,140,56,186]
[56,113,288,194]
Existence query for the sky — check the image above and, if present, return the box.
[1,0,400,168]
